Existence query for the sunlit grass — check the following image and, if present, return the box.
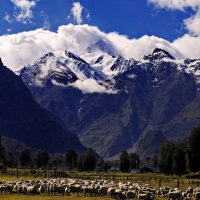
[0,171,200,199]
[0,193,119,200]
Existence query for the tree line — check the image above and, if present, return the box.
[0,123,200,174]
[156,124,200,175]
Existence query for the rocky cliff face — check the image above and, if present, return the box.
[19,47,200,159]
[0,58,85,154]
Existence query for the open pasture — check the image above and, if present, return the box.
[0,171,199,200]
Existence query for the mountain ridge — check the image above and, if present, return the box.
[18,46,200,160]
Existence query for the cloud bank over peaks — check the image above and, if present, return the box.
[0,23,200,72]
[11,0,39,24]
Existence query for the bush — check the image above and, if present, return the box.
[185,171,200,178]
[0,163,7,171]
[30,169,36,174]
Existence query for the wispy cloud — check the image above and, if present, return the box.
[71,79,117,94]
[11,0,39,24]
[148,0,200,36]
[40,11,51,30]
[71,2,83,24]
[3,13,13,23]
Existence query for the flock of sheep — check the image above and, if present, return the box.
[0,177,199,200]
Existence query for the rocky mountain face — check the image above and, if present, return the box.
[19,42,200,160]
[0,58,85,154]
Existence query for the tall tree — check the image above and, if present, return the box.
[172,142,186,175]
[5,151,15,167]
[19,148,31,166]
[101,162,110,172]
[129,153,140,169]
[158,140,175,175]
[77,152,85,172]
[97,157,104,167]
[151,155,158,168]
[32,149,49,168]
[42,150,49,167]
[49,155,63,167]
[82,148,97,171]
[119,150,130,172]
[65,149,78,170]
[186,124,200,172]
[0,135,5,163]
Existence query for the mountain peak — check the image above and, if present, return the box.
[84,39,116,57]
[143,48,175,61]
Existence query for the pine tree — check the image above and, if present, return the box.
[65,149,77,170]
[129,153,140,170]
[158,140,175,175]
[172,142,186,175]
[82,148,97,171]
[0,135,5,163]
[119,150,130,172]
[151,155,158,168]
[186,124,200,172]
[19,148,31,166]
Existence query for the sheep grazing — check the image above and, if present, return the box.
[126,190,137,200]
[194,192,200,200]
[168,191,182,200]
[38,184,47,195]
[98,185,108,197]
[68,184,81,196]
[107,187,116,198]
[0,185,8,194]
[138,193,147,200]
[0,177,199,200]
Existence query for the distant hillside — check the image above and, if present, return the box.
[2,136,29,155]
[0,58,85,154]
[110,130,167,161]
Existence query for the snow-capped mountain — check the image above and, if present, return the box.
[19,45,200,159]
[20,45,200,92]
[83,39,117,57]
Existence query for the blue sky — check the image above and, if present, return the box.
[0,0,200,71]
[0,0,194,41]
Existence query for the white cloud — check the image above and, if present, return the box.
[52,78,118,94]
[11,0,39,24]
[40,12,51,30]
[0,23,200,73]
[71,2,83,25]
[184,8,200,36]
[71,79,117,94]
[3,13,13,23]
[148,0,200,10]
[148,0,200,36]
[7,29,13,32]
[127,74,137,79]
[42,18,51,30]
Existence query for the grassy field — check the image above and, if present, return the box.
[0,171,199,200]
[0,193,165,200]
[0,193,108,200]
